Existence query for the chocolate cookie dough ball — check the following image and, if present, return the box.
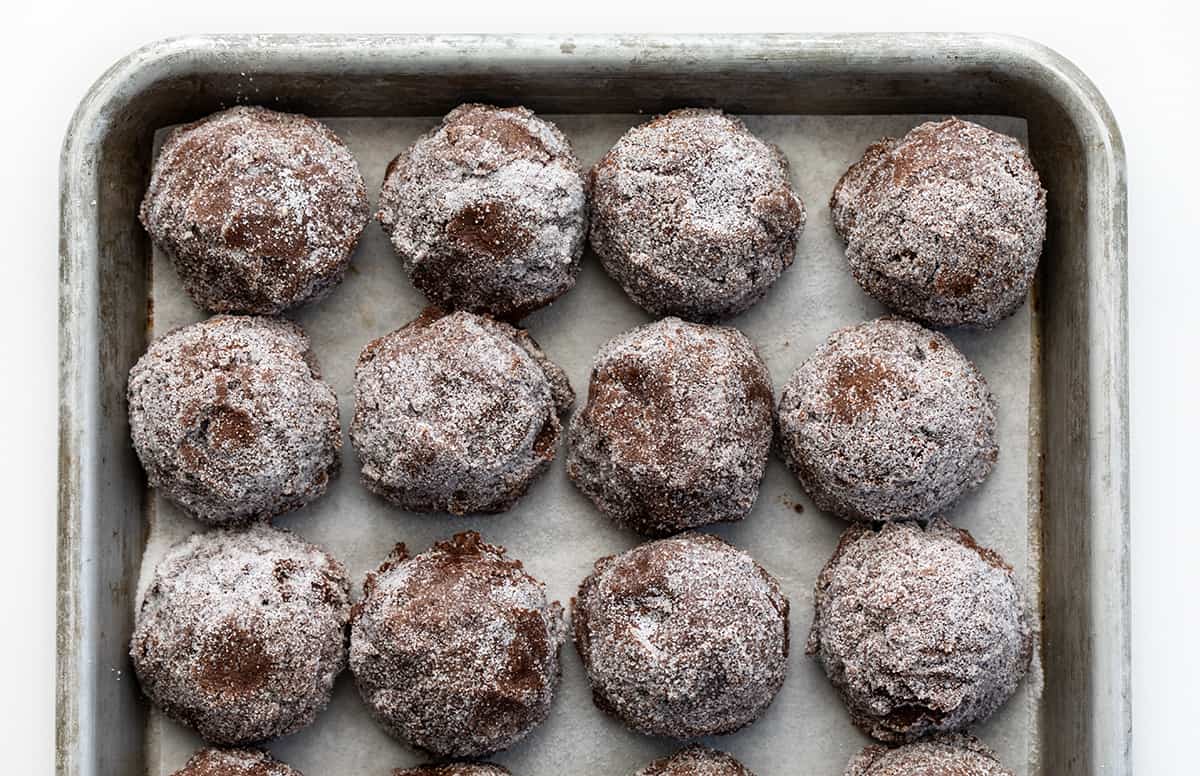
[351,532,565,757]
[808,520,1033,742]
[351,309,573,514]
[777,317,997,523]
[130,526,351,745]
[844,735,1015,776]
[573,533,789,738]
[634,745,755,776]
[831,118,1046,327]
[378,104,587,319]
[566,318,774,536]
[141,106,369,314]
[170,748,303,776]
[590,109,805,321]
[127,315,341,526]
[394,766,511,776]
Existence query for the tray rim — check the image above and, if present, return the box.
[57,32,1129,776]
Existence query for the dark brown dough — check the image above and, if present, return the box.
[808,520,1033,742]
[351,308,573,514]
[350,532,566,758]
[831,117,1046,327]
[566,317,774,536]
[573,533,789,738]
[130,526,351,746]
[141,106,369,314]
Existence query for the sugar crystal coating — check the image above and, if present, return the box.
[633,745,756,775]
[831,118,1046,327]
[567,317,774,536]
[130,526,351,745]
[573,533,789,738]
[351,308,573,514]
[777,316,997,523]
[393,766,511,776]
[351,532,566,758]
[589,109,805,321]
[127,314,341,526]
[141,106,369,314]
[169,748,303,776]
[378,104,588,319]
[843,734,1015,776]
[808,520,1033,742]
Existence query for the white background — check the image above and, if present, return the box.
[4,2,1195,773]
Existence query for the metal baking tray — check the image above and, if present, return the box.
[58,34,1129,776]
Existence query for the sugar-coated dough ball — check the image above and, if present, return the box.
[573,533,789,738]
[843,735,1015,776]
[127,314,341,526]
[590,109,805,321]
[633,745,756,775]
[567,317,774,536]
[777,316,997,523]
[351,308,573,515]
[808,520,1033,742]
[130,526,350,745]
[351,532,566,758]
[831,117,1046,327]
[141,106,369,314]
[378,104,587,319]
[169,748,303,776]
[393,766,510,776]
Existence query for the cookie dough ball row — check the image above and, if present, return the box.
[567,314,997,534]
[141,104,805,323]
[141,103,590,321]
[125,311,777,533]
[132,529,564,756]
[142,107,1041,331]
[127,306,573,525]
[166,736,1017,775]
[126,311,998,533]
[378,105,808,322]
[132,514,1028,767]
[132,528,792,755]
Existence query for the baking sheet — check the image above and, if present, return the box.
[140,114,1042,776]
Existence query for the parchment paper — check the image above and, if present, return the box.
[141,114,1042,776]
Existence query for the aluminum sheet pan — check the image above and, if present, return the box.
[58,35,1129,776]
